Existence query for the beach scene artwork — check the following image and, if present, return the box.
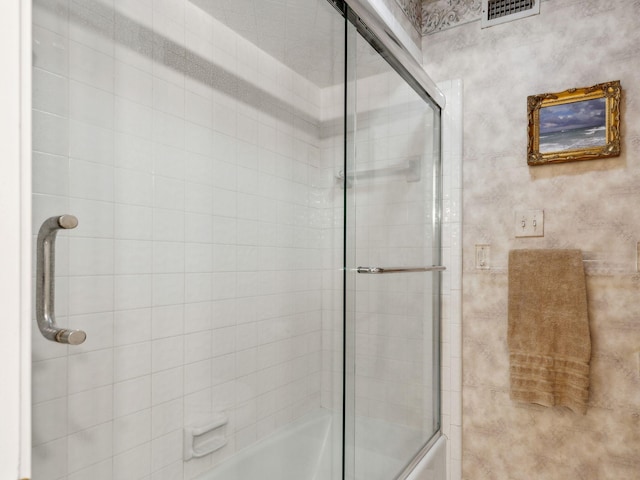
[538,97,607,154]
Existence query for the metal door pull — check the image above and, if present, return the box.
[36,215,87,345]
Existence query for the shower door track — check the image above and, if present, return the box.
[344,0,445,109]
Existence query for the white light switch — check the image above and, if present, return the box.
[515,210,544,238]
[475,244,490,269]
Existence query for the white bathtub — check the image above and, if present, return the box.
[194,409,446,480]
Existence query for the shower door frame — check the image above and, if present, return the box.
[341,2,446,479]
[1,0,33,478]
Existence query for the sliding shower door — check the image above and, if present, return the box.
[31,0,441,478]
[31,0,346,478]
[343,18,442,480]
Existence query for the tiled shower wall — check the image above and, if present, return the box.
[424,0,640,478]
[31,0,335,478]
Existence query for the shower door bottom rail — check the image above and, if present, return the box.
[355,266,446,274]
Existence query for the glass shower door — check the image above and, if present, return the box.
[343,19,442,480]
[31,0,347,479]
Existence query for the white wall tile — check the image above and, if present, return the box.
[115,97,154,138]
[153,241,185,273]
[69,198,115,238]
[154,176,185,210]
[32,397,67,446]
[33,0,68,33]
[33,152,69,196]
[184,330,211,364]
[184,359,212,395]
[114,443,152,480]
[154,77,185,117]
[70,119,115,165]
[33,357,68,404]
[33,67,69,116]
[114,168,153,207]
[185,243,212,273]
[152,273,185,306]
[151,398,183,438]
[152,367,184,405]
[115,133,154,172]
[115,61,154,106]
[185,182,213,215]
[69,80,115,129]
[152,336,184,372]
[185,91,213,128]
[68,237,114,276]
[33,24,68,75]
[153,111,185,149]
[68,275,114,315]
[114,308,152,346]
[67,385,113,433]
[33,110,69,156]
[67,422,114,473]
[151,430,184,472]
[151,304,185,339]
[153,209,185,242]
[185,272,212,303]
[69,40,114,92]
[184,301,212,333]
[32,438,67,480]
[115,205,153,240]
[115,240,153,275]
[115,375,152,418]
[68,349,114,394]
[113,409,152,455]
[114,342,152,382]
[115,274,152,310]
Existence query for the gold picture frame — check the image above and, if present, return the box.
[527,80,621,166]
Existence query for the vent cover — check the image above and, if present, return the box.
[481,0,540,28]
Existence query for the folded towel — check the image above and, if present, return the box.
[508,249,591,414]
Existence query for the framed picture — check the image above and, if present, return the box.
[527,80,621,166]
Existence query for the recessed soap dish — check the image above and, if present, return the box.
[184,412,228,461]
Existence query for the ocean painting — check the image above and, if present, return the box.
[539,97,607,154]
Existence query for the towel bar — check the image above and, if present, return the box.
[336,158,421,188]
[355,266,446,274]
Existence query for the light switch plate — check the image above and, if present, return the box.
[475,244,490,269]
[515,210,544,238]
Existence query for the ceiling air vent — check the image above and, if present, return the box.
[481,0,540,28]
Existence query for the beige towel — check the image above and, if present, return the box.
[508,249,591,414]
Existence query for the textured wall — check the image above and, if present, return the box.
[423,0,640,478]
[395,0,423,31]
[421,0,482,35]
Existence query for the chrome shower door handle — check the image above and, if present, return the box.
[36,215,87,345]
